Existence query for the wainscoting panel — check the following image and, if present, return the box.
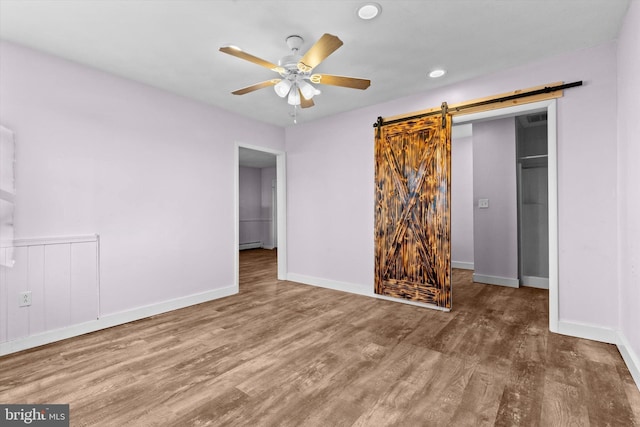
[0,254,5,343]
[27,245,46,336]
[5,246,28,341]
[44,244,72,331]
[70,242,99,324]
[0,235,99,343]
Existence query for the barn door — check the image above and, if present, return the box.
[374,114,452,308]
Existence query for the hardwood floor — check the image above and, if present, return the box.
[1,249,639,426]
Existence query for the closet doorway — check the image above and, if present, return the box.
[517,112,549,289]
[452,99,559,332]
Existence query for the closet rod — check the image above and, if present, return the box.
[373,81,583,128]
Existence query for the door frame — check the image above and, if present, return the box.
[234,142,287,290]
[271,178,278,248]
[452,99,559,333]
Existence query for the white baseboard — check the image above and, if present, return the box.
[374,293,450,311]
[472,273,519,288]
[286,273,450,311]
[529,320,640,391]
[617,332,640,391]
[0,285,237,356]
[521,275,549,289]
[239,242,262,250]
[286,273,372,297]
[556,320,617,344]
[452,261,474,270]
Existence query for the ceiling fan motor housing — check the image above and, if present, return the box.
[280,35,305,73]
[286,35,304,50]
[278,54,303,72]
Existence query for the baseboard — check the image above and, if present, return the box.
[617,332,640,391]
[556,320,617,344]
[285,273,450,311]
[0,285,237,356]
[452,261,474,270]
[286,273,372,297]
[472,273,519,288]
[239,242,262,250]
[374,293,450,311]
[521,275,549,289]
[556,322,639,391]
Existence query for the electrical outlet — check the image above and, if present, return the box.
[478,198,490,209]
[19,291,32,307]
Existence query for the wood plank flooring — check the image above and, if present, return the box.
[1,249,639,426]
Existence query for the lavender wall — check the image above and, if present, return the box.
[0,41,285,320]
[617,1,640,376]
[286,41,618,329]
[472,118,518,283]
[451,135,474,267]
[239,167,262,220]
[261,167,277,248]
[286,111,374,289]
[238,166,262,245]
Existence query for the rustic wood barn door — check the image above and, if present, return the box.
[374,114,452,308]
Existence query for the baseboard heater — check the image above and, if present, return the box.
[239,241,262,250]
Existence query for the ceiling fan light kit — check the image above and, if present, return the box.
[287,89,301,106]
[219,33,371,122]
[297,79,318,100]
[274,79,293,97]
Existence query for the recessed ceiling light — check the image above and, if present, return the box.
[429,69,446,78]
[357,3,381,20]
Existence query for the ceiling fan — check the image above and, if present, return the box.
[219,34,371,110]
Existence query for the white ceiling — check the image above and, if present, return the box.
[0,0,631,128]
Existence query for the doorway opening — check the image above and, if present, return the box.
[234,143,287,291]
[452,99,559,332]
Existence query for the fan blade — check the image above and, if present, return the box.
[299,90,315,109]
[310,74,371,90]
[232,79,281,95]
[297,33,343,73]
[219,46,284,73]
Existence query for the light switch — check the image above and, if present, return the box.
[478,198,489,209]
